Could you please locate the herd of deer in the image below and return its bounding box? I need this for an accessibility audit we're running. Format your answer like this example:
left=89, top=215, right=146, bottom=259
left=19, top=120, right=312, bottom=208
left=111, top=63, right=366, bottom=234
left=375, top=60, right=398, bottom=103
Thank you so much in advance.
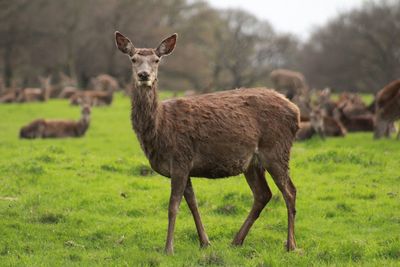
left=0, top=73, right=118, bottom=106
left=270, top=69, right=400, bottom=140
left=0, top=73, right=120, bottom=138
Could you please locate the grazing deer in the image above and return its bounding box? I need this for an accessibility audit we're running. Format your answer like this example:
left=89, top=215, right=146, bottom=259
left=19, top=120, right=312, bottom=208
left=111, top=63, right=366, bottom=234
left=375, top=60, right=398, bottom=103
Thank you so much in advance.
left=270, top=69, right=308, bottom=100
left=115, top=32, right=300, bottom=254
left=17, top=76, right=52, bottom=102
left=20, top=105, right=91, bottom=139
left=374, top=80, right=400, bottom=139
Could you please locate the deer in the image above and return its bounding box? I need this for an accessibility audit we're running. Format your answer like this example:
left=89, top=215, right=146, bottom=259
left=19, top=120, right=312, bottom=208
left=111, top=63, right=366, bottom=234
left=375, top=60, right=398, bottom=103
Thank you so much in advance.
left=270, top=69, right=308, bottom=100
left=69, top=90, right=113, bottom=106
left=115, top=32, right=300, bottom=255
left=17, top=76, right=52, bottom=103
left=89, top=74, right=119, bottom=92
left=20, top=105, right=91, bottom=139
left=296, top=107, right=346, bottom=141
left=374, top=80, right=400, bottom=139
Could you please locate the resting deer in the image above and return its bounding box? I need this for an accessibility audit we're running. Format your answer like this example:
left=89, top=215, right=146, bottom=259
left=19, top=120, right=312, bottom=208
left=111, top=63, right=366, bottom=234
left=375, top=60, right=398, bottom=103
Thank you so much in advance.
left=69, top=90, right=113, bottom=106
left=296, top=107, right=346, bottom=141
left=20, top=105, right=90, bottom=139
left=374, top=80, right=400, bottom=139
left=115, top=32, right=300, bottom=254
left=17, top=76, right=52, bottom=102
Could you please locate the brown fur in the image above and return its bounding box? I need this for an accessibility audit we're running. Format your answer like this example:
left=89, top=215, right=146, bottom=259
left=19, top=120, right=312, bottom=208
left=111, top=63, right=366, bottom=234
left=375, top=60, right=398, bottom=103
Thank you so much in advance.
left=59, top=86, right=79, bottom=99
left=333, top=92, right=375, bottom=132
left=374, top=80, right=400, bottom=139
left=20, top=105, right=90, bottom=139
left=270, top=69, right=308, bottom=100
left=317, top=88, right=337, bottom=117
left=116, top=32, right=300, bottom=254
left=296, top=107, right=346, bottom=141
left=70, top=90, right=113, bottom=106
left=17, top=76, right=52, bottom=103
left=0, top=89, right=19, bottom=103
left=90, top=74, right=119, bottom=92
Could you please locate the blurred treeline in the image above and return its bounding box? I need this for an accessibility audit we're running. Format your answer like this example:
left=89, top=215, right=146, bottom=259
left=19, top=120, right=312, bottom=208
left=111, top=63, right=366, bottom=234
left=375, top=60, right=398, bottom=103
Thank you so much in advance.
left=0, top=0, right=399, bottom=93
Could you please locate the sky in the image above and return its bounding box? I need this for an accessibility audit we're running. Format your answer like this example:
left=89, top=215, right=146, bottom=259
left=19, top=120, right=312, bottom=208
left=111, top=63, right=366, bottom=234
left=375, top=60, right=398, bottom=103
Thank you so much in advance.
left=207, top=0, right=365, bottom=39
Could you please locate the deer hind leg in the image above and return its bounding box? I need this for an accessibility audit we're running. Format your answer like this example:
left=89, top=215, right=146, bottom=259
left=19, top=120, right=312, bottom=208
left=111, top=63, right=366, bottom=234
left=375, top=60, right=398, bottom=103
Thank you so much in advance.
left=264, top=159, right=297, bottom=251
left=184, top=178, right=210, bottom=247
left=232, top=161, right=272, bottom=246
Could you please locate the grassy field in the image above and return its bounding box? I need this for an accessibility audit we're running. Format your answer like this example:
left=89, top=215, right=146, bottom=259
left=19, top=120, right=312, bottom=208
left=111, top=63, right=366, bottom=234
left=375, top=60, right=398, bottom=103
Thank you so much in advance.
left=0, top=93, right=399, bottom=267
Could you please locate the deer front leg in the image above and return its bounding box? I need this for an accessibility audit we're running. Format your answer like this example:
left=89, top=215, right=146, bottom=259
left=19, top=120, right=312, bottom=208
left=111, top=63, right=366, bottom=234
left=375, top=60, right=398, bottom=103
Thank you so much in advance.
left=165, top=174, right=188, bottom=255
left=184, top=178, right=210, bottom=247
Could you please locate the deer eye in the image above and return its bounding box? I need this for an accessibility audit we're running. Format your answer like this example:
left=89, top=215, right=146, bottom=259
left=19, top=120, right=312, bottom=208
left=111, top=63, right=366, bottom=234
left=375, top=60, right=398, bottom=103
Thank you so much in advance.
left=155, top=59, right=160, bottom=63
left=131, top=58, right=137, bottom=63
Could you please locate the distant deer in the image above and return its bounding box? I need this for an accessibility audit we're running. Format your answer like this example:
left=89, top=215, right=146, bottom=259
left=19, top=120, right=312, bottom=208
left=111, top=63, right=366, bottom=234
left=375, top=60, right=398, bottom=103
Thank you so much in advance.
left=20, top=105, right=91, bottom=139
left=296, top=107, right=346, bottom=141
left=0, top=88, right=19, bottom=103
left=115, top=32, right=300, bottom=254
left=270, top=69, right=308, bottom=100
left=334, top=93, right=375, bottom=132
left=90, top=74, right=119, bottom=92
left=374, top=80, right=400, bottom=139
left=317, top=88, right=337, bottom=117
left=69, top=90, right=113, bottom=106
left=17, top=76, right=52, bottom=102
left=58, top=72, right=79, bottom=99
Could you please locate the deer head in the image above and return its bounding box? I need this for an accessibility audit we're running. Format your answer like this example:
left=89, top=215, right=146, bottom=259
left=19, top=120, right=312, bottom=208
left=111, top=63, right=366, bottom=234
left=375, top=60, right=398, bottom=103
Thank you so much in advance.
left=115, top=31, right=177, bottom=88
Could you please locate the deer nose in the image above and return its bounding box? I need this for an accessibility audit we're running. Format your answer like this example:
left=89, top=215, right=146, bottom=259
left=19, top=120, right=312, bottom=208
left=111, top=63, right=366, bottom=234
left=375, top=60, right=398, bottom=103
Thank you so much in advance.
left=138, top=71, right=150, bottom=81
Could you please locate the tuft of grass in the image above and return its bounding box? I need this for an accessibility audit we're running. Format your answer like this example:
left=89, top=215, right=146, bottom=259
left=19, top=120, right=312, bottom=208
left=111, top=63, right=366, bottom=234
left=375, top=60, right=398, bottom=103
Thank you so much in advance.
left=38, top=212, right=64, bottom=224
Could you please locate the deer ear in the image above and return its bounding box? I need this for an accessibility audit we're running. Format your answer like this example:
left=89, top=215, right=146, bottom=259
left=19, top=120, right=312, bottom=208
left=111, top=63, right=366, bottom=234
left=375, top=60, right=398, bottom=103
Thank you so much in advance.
left=155, top=33, right=177, bottom=57
left=115, top=31, right=135, bottom=56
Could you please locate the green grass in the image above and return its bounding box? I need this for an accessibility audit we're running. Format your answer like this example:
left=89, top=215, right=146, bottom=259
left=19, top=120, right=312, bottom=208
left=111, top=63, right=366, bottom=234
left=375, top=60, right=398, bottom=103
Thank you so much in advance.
left=0, top=92, right=399, bottom=266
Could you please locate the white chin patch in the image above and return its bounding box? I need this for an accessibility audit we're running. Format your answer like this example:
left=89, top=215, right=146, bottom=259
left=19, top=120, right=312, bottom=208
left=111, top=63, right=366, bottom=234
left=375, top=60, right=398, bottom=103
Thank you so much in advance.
left=138, top=80, right=152, bottom=87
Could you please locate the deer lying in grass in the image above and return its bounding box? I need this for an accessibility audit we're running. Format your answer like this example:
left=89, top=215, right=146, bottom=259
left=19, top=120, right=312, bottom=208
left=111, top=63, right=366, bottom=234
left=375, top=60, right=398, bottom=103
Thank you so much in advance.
left=374, top=80, right=400, bottom=139
left=296, top=107, right=346, bottom=141
left=69, top=90, right=113, bottom=106
left=115, top=32, right=300, bottom=254
left=17, top=76, right=52, bottom=102
left=20, top=105, right=90, bottom=139
left=0, top=88, right=20, bottom=103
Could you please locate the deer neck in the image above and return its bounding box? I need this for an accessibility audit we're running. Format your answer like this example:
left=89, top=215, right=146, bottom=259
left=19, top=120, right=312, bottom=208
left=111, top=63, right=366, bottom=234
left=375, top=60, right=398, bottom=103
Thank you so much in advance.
left=77, top=114, right=90, bottom=136
left=131, top=80, right=160, bottom=159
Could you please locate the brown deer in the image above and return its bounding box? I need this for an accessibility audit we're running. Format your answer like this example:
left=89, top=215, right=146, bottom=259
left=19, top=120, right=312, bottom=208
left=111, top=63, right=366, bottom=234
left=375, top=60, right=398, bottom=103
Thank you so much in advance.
left=270, top=69, right=308, bottom=100
left=296, top=107, right=346, bottom=141
left=20, top=105, right=90, bottom=139
left=115, top=32, right=300, bottom=254
left=317, top=88, right=337, bottom=117
left=0, top=88, right=20, bottom=103
left=296, top=109, right=324, bottom=141
left=69, top=90, right=113, bottom=106
left=374, top=80, right=400, bottom=139
left=89, top=74, right=119, bottom=92
left=333, top=94, right=375, bottom=132
left=17, top=76, right=52, bottom=102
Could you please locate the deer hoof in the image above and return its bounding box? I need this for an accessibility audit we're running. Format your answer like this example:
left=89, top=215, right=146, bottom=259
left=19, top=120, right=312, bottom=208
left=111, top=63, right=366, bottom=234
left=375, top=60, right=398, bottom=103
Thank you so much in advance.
left=200, top=240, right=211, bottom=248
left=164, top=247, right=174, bottom=255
